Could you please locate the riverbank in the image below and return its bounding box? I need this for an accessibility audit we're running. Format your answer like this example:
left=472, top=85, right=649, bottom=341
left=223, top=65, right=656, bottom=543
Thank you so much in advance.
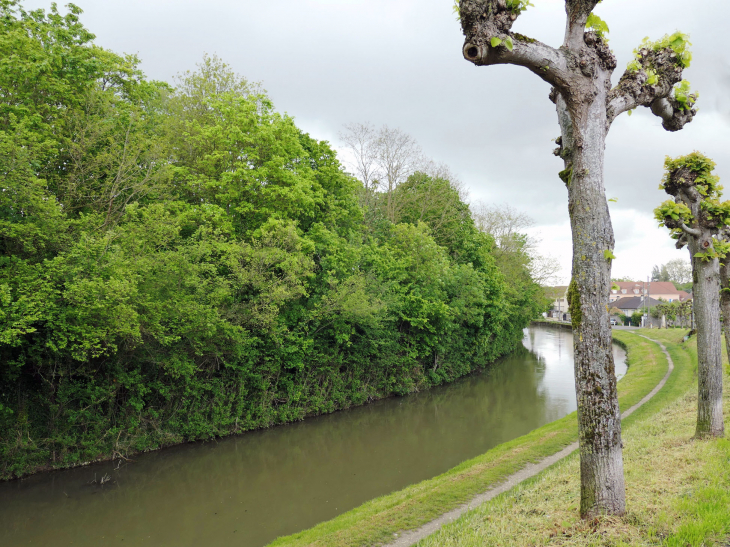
left=530, top=319, right=572, bottom=330
left=417, top=329, right=730, bottom=547
left=2, top=335, right=531, bottom=482
left=1, top=325, right=605, bottom=547
left=269, top=330, right=680, bottom=547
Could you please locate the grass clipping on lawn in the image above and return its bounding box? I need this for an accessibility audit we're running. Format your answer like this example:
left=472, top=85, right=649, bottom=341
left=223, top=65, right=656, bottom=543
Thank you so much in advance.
left=417, top=330, right=730, bottom=547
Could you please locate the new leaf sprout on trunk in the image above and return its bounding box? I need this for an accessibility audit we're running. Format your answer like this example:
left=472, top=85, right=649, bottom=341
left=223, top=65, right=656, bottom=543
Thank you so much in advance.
left=654, top=153, right=728, bottom=438
left=456, top=0, right=698, bottom=517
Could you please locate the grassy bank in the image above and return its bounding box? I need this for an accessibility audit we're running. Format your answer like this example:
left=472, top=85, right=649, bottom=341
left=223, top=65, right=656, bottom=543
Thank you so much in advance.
left=417, top=329, right=730, bottom=546
left=269, top=330, right=670, bottom=547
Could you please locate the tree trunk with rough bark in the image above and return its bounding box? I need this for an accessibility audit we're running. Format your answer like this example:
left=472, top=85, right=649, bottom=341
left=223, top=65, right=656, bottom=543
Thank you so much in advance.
left=656, top=156, right=725, bottom=438
left=720, top=261, right=730, bottom=365
left=690, top=248, right=724, bottom=437
left=559, top=89, right=625, bottom=515
left=458, top=0, right=697, bottom=517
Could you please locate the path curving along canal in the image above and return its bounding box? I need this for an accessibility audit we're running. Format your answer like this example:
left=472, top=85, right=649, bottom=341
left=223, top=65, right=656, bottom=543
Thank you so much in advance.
left=385, top=333, right=674, bottom=547
left=0, top=325, right=626, bottom=547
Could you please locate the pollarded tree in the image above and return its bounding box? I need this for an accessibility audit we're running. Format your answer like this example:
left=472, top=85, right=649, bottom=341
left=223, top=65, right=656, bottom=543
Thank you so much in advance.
left=455, top=0, right=698, bottom=517
left=720, top=233, right=730, bottom=364
left=654, top=153, right=728, bottom=438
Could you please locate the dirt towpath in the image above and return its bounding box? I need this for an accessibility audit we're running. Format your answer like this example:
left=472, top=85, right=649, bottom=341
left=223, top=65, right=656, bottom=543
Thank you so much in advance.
left=384, top=335, right=675, bottom=547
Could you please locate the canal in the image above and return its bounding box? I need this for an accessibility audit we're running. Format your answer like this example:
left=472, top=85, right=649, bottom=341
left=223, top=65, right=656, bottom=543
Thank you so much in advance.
left=0, top=325, right=627, bottom=547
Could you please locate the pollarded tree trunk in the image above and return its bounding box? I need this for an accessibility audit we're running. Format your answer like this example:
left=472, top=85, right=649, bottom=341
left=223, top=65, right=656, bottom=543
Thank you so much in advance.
left=656, top=157, right=725, bottom=438
left=458, top=0, right=697, bottom=517
left=690, top=247, right=724, bottom=436
left=720, top=260, right=730, bottom=363
left=559, top=89, right=625, bottom=514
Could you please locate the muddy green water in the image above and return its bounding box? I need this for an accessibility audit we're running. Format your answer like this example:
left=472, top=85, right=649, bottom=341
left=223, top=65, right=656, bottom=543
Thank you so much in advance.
left=0, top=326, right=626, bottom=547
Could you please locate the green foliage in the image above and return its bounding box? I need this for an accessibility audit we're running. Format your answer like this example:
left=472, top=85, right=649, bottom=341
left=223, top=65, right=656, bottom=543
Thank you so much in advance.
left=654, top=199, right=693, bottom=226
left=631, top=310, right=644, bottom=327
left=645, top=68, right=659, bottom=86
left=489, top=36, right=514, bottom=52
left=0, top=3, right=543, bottom=478
left=603, top=249, right=616, bottom=261
left=585, top=13, right=609, bottom=42
left=673, top=80, right=698, bottom=111
left=505, top=0, right=533, bottom=15
left=661, top=152, right=720, bottom=197
left=628, top=32, right=693, bottom=72
left=655, top=152, right=730, bottom=262
left=567, top=278, right=582, bottom=329
left=651, top=300, right=692, bottom=327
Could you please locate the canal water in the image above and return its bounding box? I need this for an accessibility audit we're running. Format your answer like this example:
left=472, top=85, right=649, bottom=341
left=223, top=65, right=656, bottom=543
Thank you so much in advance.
left=0, top=326, right=627, bottom=547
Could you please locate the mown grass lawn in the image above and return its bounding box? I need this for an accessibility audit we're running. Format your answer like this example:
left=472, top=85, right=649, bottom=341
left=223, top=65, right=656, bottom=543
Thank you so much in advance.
left=269, top=329, right=692, bottom=547
left=416, top=329, right=730, bottom=547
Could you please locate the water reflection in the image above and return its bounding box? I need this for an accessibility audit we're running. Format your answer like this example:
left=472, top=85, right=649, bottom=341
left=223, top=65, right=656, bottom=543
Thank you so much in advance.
left=0, top=326, right=626, bottom=547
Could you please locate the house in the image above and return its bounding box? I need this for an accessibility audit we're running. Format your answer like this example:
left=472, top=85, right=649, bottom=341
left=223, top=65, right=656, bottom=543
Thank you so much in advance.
left=609, top=281, right=685, bottom=304
left=544, top=285, right=569, bottom=319
left=612, top=296, right=663, bottom=316
left=677, top=290, right=692, bottom=302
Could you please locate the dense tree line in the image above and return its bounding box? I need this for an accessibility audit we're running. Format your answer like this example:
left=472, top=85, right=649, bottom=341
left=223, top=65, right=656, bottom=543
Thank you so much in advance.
left=0, top=2, right=545, bottom=477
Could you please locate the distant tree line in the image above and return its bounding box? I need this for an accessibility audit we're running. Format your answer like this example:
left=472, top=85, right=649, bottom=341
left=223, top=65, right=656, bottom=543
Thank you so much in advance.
left=0, top=2, right=546, bottom=477
left=651, top=258, right=693, bottom=291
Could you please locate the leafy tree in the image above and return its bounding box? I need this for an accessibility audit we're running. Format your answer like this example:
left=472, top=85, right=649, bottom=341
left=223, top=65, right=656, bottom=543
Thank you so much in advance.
left=456, top=0, right=697, bottom=516
left=654, top=152, right=727, bottom=437
left=0, top=3, right=544, bottom=478
left=390, top=171, right=472, bottom=255
left=651, top=264, right=667, bottom=282
left=664, top=258, right=693, bottom=285
left=630, top=310, right=644, bottom=327
left=652, top=259, right=692, bottom=285
left=473, top=203, right=561, bottom=286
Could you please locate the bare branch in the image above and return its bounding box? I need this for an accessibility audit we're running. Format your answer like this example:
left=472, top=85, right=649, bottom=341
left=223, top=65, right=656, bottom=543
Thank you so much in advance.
left=679, top=221, right=701, bottom=238
left=459, top=0, right=571, bottom=90
left=565, top=0, right=601, bottom=18
left=463, top=37, right=571, bottom=89
left=719, top=226, right=730, bottom=242
left=649, top=96, right=697, bottom=132
left=339, top=122, right=381, bottom=195
left=563, top=0, right=600, bottom=49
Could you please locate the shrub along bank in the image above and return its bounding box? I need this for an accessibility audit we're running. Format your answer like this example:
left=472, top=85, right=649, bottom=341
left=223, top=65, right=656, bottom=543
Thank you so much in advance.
left=0, top=3, right=545, bottom=479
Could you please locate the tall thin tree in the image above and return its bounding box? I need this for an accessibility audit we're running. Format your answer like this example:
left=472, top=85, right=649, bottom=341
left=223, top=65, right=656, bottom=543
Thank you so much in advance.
left=339, top=122, right=381, bottom=208
left=456, top=0, right=698, bottom=517
left=655, top=153, right=728, bottom=438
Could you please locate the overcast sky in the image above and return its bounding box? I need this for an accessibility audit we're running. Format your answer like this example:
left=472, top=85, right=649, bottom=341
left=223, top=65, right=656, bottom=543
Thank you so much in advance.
left=25, top=0, right=730, bottom=283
